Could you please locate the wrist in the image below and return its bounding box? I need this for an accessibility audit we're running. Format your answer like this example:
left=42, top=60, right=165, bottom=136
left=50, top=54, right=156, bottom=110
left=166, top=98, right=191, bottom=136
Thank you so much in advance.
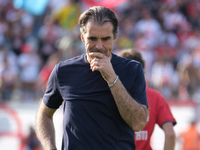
left=108, top=75, right=119, bottom=88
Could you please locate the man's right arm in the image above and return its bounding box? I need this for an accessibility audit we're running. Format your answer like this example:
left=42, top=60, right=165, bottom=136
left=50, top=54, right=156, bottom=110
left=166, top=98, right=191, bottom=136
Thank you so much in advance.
left=162, top=122, right=176, bottom=150
left=36, top=100, right=57, bottom=150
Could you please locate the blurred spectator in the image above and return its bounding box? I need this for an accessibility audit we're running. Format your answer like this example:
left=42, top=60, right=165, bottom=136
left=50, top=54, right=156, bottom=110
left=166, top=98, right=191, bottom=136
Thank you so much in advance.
left=159, top=28, right=179, bottom=48
left=177, top=53, right=200, bottom=101
left=116, top=15, right=136, bottom=51
left=48, top=0, right=67, bottom=13
left=134, top=8, right=162, bottom=48
left=0, top=45, right=18, bottom=101
left=52, top=0, right=81, bottom=30
left=17, top=10, right=35, bottom=41
left=162, top=4, right=190, bottom=33
left=178, top=120, right=200, bottom=150
left=17, top=43, right=41, bottom=101
left=150, top=55, right=177, bottom=99
left=20, top=126, right=42, bottom=150
left=36, top=51, right=61, bottom=97
left=0, top=17, right=7, bottom=46
left=185, top=0, right=200, bottom=29
left=38, top=15, right=64, bottom=63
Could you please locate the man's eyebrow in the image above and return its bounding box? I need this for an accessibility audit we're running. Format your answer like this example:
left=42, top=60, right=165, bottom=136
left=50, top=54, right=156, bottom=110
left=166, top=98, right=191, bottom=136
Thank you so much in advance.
left=102, top=36, right=111, bottom=39
left=87, top=36, right=112, bottom=40
left=88, top=36, right=97, bottom=39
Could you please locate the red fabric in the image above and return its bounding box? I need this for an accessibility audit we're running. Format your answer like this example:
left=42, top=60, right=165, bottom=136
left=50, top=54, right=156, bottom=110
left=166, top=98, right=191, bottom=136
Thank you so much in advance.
left=82, top=0, right=127, bottom=9
left=135, top=87, right=176, bottom=150
left=39, top=65, right=53, bottom=85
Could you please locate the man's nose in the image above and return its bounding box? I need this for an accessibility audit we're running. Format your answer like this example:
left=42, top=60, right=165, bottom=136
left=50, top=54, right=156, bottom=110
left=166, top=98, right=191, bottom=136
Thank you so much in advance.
left=96, top=40, right=103, bottom=49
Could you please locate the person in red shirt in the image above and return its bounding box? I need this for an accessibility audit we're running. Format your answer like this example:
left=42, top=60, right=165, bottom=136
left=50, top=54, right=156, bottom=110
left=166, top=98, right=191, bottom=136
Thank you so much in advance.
left=118, top=49, right=177, bottom=150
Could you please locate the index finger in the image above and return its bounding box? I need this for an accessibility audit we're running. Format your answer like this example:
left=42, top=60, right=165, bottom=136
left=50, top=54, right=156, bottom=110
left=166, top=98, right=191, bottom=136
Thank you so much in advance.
left=89, top=52, right=104, bottom=59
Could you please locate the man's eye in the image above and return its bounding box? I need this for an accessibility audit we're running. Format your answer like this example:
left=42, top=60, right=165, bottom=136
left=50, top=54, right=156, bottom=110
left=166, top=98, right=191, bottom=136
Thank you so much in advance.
left=89, top=37, right=97, bottom=41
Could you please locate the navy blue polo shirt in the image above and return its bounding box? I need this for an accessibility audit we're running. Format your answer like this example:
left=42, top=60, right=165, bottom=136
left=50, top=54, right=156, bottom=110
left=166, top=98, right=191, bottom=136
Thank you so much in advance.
left=43, top=53, right=148, bottom=150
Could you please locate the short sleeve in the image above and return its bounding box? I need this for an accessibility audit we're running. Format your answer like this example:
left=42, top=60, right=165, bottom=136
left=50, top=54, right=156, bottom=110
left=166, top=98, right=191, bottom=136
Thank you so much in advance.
left=156, top=93, right=176, bottom=127
left=43, top=64, right=63, bottom=109
left=131, top=63, right=148, bottom=107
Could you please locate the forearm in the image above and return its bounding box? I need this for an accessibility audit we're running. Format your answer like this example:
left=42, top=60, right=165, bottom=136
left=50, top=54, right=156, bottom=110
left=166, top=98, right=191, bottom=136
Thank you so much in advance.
left=36, top=104, right=57, bottom=150
left=109, top=78, right=148, bottom=131
left=163, top=122, right=176, bottom=150
left=164, top=135, right=175, bottom=150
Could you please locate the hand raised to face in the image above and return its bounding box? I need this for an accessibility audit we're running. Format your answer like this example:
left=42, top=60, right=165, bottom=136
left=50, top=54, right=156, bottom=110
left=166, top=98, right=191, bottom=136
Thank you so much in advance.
left=89, top=52, right=116, bottom=84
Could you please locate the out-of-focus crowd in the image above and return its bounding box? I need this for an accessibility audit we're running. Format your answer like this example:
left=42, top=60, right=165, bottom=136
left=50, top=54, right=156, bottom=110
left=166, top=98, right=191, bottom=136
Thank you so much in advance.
left=0, top=0, right=200, bottom=102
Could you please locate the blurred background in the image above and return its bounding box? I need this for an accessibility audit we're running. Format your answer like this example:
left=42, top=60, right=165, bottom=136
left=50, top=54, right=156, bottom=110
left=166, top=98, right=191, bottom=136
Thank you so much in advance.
left=0, top=0, right=200, bottom=149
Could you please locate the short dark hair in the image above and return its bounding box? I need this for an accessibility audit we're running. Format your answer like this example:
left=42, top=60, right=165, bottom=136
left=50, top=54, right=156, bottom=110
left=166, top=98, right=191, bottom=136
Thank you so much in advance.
left=78, top=6, right=118, bottom=38
left=118, top=49, right=145, bottom=69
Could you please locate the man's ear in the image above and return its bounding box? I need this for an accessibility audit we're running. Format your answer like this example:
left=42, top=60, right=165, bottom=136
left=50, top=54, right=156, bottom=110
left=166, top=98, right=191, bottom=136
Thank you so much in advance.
left=81, top=34, right=85, bottom=44
left=114, top=34, right=118, bottom=42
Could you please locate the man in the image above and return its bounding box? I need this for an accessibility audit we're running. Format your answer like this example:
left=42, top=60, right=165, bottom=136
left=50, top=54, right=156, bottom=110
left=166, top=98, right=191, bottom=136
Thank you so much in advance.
left=118, top=49, right=177, bottom=150
left=36, top=6, right=148, bottom=150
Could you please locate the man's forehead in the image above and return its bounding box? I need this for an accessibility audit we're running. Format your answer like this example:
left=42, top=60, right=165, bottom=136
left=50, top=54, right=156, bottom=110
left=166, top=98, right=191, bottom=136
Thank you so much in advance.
left=85, top=21, right=114, bottom=36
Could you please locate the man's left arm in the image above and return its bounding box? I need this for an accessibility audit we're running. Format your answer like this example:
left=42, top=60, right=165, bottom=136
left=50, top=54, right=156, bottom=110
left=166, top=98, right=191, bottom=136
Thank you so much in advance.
left=109, top=76, right=148, bottom=131
left=89, top=52, right=148, bottom=131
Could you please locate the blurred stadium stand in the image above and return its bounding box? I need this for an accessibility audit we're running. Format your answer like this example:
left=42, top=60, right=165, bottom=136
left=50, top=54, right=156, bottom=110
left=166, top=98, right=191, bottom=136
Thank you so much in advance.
left=0, top=0, right=200, bottom=149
